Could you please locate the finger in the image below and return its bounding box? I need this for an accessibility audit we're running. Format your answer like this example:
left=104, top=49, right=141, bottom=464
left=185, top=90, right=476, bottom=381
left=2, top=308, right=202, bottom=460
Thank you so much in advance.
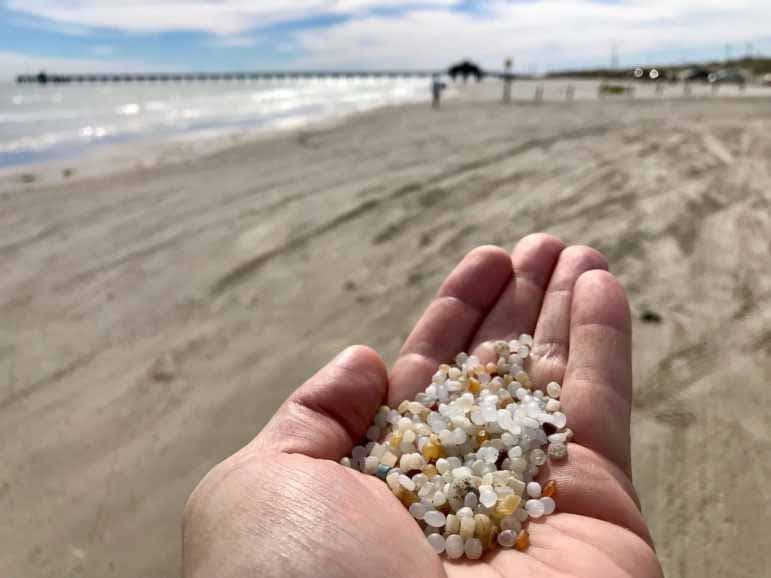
left=469, top=233, right=565, bottom=356
left=562, top=270, right=633, bottom=474
left=389, top=245, right=512, bottom=406
left=255, top=346, right=388, bottom=460
left=529, top=246, right=608, bottom=388
left=536, top=443, right=652, bottom=547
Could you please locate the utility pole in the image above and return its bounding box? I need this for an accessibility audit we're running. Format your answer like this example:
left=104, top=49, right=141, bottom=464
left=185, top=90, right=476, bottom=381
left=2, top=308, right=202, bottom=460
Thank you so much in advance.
left=611, top=43, right=619, bottom=70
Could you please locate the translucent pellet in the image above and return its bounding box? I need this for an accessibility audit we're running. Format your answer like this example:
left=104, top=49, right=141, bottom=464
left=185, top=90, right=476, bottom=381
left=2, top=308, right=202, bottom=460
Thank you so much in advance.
left=531, top=448, right=547, bottom=465
left=526, top=482, right=542, bottom=498
left=364, top=456, right=379, bottom=474
left=479, top=487, right=498, bottom=508
left=459, top=516, right=476, bottom=539
left=398, top=474, right=416, bottom=491
left=432, top=491, right=447, bottom=508
left=541, top=496, right=556, bottom=515
left=551, top=412, right=567, bottom=429
left=445, top=514, right=460, bottom=534
left=497, top=529, right=517, bottom=548
left=546, top=382, right=561, bottom=399
left=424, top=510, right=446, bottom=528
left=427, top=533, right=446, bottom=554
left=525, top=499, right=545, bottom=518
left=445, top=535, right=464, bottom=559
left=409, top=502, right=427, bottom=520
left=548, top=442, right=567, bottom=460
left=500, top=515, right=521, bottom=533
left=464, top=538, right=483, bottom=560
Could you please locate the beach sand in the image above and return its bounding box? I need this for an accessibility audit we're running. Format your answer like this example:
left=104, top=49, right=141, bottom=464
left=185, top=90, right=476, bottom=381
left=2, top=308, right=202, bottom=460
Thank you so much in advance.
left=1, top=83, right=770, bottom=578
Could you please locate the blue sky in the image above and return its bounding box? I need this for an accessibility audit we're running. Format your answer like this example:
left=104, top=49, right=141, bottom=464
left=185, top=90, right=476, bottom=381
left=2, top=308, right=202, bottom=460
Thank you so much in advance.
left=1, top=1, right=769, bottom=79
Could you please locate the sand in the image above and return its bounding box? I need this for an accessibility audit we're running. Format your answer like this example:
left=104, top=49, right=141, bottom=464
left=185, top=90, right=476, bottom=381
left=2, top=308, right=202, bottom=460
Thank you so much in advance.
left=1, top=82, right=770, bottom=578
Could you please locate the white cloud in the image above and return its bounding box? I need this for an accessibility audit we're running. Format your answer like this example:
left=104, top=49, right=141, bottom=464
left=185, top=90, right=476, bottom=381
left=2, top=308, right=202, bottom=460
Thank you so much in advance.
left=0, top=51, right=164, bottom=81
left=6, top=1, right=458, bottom=35
left=291, top=1, right=771, bottom=71
left=3, top=1, right=770, bottom=72
left=210, top=36, right=259, bottom=48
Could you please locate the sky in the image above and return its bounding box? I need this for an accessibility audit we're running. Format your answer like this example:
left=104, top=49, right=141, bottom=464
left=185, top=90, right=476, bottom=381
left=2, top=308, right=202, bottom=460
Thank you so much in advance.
left=1, top=1, right=770, bottom=80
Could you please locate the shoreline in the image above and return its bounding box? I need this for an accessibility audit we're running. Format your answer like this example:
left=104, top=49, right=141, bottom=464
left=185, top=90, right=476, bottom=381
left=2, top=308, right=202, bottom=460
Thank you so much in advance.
left=3, top=77, right=768, bottom=187
left=0, top=96, right=436, bottom=187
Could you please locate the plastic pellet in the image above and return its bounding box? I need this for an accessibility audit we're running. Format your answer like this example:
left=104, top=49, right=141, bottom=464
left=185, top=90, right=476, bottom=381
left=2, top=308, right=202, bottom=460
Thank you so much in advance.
left=546, top=382, right=561, bottom=399
left=409, top=502, right=427, bottom=520
left=497, top=529, right=517, bottom=548
left=459, top=516, right=476, bottom=539
left=445, top=513, right=460, bottom=534
left=541, top=497, right=556, bottom=515
left=548, top=443, right=567, bottom=460
left=525, top=499, right=545, bottom=518
left=445, top=534, right=464, bottom=559
left=515, top=530, right=530, bottom=551
left=464, top=538, right=483, bottom=560
left=427, top=533, right=446, bottom=554
left=424, top=510, right=447, bottom=528
left=526, top=481, right=542, bottom=498
left=542, top=480, right=557, bottom=498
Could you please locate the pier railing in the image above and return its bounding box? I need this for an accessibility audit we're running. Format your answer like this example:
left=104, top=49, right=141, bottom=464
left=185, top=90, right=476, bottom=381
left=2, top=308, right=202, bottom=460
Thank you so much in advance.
left=16, top=71, right=436, bottom=84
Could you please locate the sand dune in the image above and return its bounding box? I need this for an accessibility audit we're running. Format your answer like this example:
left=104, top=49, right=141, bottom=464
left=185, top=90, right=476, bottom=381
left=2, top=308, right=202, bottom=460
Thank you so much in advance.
left=1, top=85, right=770, bottom=578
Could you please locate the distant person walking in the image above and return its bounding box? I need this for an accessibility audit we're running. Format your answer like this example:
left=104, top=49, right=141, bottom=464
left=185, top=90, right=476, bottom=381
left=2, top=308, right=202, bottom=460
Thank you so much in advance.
left=503, top=58, right=513, bottom=103
left=431, top=75, right=447, bottom=109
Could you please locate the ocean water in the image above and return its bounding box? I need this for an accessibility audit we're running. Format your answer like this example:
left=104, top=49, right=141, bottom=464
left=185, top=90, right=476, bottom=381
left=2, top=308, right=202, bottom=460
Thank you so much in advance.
left=0, top=77, right=429, bottom=168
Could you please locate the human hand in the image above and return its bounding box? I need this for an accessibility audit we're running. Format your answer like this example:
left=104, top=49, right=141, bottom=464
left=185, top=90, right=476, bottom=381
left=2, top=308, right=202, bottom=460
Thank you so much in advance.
left=183, top=234, right=663, bottom=578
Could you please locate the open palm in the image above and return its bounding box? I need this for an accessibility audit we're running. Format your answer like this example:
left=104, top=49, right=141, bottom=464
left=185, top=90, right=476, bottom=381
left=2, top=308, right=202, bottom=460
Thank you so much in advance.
left=183, top=234, right=663, bottom=578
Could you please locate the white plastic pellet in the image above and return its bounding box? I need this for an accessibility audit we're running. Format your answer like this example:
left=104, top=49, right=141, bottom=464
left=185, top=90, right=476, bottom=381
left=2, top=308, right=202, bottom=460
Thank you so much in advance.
left=546, top=382, right=561, bottom=399
left=531, top=448, right=547, bottom=465
left=424, top=510, right=447, bottom=528
left=445, top=534, right=464, bottom=559
left=479, top=487, right=498, bottom=508
left=452, top=466, right=472, bottom=480
left=526, top=481, right=542, bottom=498
left=398, top=474, right=416, bottom=492
left=525, top=499, right=545, bottom=518
left=465, top=538, right=483, bottom=560
left=427, top=533, right=446, bottom=554
left=432, top=491, right=447, bottom=508
left=548, top=442, right=567, bottom=460
left=551, top=412, right=567, bottom=429
left=364, top=456, right=379, bottom=474
left=397, top=416, right=414, bottom=432
left=497, top=529, right=517, bottom=548
left=500, top=515, right=521, bottom=533
left=541, top=496, right=556, bottom=515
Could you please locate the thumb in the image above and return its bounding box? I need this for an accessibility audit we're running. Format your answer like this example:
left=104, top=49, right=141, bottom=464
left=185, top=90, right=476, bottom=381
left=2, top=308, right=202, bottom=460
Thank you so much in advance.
left=253, top=345, right=389, bottom=460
